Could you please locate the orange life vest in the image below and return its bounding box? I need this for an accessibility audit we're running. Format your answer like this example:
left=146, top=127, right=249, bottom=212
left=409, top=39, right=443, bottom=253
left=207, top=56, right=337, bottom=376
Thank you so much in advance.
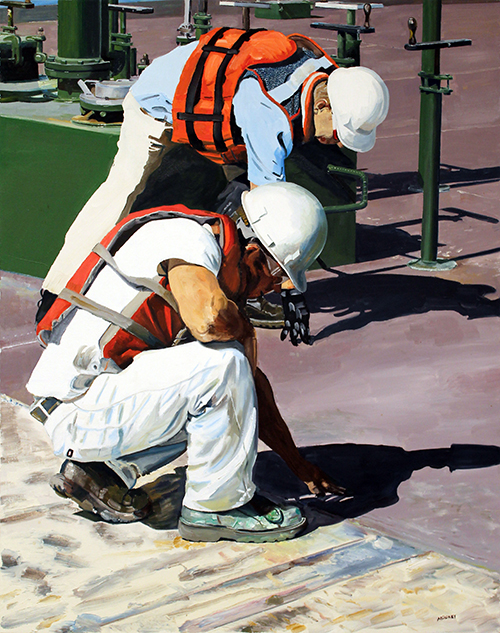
left=172, top=27, right=336, bottom=165
left=37, top=206, right=242, bottom=369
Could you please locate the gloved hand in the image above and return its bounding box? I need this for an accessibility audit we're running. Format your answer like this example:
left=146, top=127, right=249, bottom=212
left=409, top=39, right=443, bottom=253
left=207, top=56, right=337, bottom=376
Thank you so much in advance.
left=280, top=289, right=311, bottom=346
left=214, top=181, right=250, bottom=220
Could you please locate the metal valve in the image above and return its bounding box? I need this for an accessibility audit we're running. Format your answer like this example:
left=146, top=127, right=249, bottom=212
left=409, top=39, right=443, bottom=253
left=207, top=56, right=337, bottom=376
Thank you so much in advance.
left=363, top=3, right=371, bottom=30
left=26, top=26, right=47, bottom=63
left=0, top=0, right=34, bottom=29
left=408, top=17, right=417, bottom=47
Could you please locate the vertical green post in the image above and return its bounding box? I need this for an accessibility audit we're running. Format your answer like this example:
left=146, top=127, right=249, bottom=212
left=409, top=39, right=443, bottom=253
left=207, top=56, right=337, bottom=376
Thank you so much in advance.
left=418, top=0, right=442, bottom=264
left=194, top=0, right=212, bottom=38
left=101, top=0, right=110, bottom=63
left=57, top=0, right=101, bottom=61
left=44, top=0, right=111, bottom=100
left=344, top=8, right=360, bottom=66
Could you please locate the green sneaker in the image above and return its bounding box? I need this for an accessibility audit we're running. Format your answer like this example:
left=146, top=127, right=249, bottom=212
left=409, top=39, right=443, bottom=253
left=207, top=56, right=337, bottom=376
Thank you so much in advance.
left=245, top=296, right=285, bottom=329
left=178, top=494, right=306, bottom=543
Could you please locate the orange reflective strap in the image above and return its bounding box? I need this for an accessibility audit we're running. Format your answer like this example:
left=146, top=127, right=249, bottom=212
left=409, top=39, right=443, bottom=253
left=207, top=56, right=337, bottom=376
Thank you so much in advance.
left=172, top=28, right=298, bottom=163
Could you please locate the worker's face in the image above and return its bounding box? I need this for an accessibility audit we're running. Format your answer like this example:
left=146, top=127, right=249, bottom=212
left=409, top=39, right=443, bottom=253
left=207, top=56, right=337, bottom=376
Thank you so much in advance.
left=313, top=99, right=342, bottom=146
left=242, top=243, right=285, bottom=297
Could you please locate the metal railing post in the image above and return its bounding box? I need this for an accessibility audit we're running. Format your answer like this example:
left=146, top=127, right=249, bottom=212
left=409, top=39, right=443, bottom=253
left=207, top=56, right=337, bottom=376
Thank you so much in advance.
left=418, top=0, right=442, bottom=265
left=404, top=0, right=471, bottom=271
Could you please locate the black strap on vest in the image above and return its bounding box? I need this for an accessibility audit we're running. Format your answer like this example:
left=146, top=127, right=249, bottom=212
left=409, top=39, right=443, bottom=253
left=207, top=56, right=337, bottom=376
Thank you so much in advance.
left=177, top=28, right=264, bottom=154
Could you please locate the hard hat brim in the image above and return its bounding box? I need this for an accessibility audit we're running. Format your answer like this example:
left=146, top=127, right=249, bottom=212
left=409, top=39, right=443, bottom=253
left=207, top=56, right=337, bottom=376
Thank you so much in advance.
left=327, top=66, right=388, bottom=154
left=241, top=191, right=308, bottom=293
left=336, top=124, right=376, bottom=153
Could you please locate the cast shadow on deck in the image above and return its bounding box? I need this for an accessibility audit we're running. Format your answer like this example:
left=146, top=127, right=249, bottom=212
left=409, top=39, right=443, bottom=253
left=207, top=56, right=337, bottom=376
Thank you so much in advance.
left=134, top=443, right=500, bottom=533
left=308, top=273, right=500, bottom=341
left=254, top=443, right=500, bottom=535
left=367, top=165, right=500, bottom=201
left=355, top=203, right=499, bottom=264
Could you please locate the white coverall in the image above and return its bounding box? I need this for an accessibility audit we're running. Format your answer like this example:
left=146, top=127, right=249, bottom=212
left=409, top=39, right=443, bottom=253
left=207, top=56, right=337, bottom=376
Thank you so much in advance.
left=27, top=218, right=257, bottom=513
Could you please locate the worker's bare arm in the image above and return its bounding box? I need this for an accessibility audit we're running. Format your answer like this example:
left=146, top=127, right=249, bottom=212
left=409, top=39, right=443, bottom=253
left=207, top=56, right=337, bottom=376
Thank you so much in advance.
left=168, top=259, right=257, bottom=370
left=254, top=368, right=346, bottom=496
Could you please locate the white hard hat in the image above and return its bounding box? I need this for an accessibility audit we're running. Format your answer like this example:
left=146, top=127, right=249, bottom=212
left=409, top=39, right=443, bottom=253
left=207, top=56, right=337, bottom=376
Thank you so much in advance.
left=241, top=182, right=327, bottom=293
left=327, top=66, right=389, bottom=153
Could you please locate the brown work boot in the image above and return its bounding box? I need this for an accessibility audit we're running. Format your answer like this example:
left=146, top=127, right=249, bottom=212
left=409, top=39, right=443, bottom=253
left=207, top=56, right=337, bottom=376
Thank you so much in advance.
left=245, top=295, right=285, bottom=329
left=51, top=460, right=151, bottom=523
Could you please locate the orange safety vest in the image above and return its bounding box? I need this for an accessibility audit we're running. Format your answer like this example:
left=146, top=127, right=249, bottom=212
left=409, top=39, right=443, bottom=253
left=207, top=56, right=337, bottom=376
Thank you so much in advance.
left=172, top=27, right=336, bottom=165
left=37, top=206, right=242, bottom=369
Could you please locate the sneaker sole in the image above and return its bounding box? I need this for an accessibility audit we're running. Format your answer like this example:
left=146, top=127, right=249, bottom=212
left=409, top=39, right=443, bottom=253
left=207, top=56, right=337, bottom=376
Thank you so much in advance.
left=51, top=473, right=150, bottom=524
left=248, top=318, right=285, bottom=329
left=178, top=516, right=306, bottom=543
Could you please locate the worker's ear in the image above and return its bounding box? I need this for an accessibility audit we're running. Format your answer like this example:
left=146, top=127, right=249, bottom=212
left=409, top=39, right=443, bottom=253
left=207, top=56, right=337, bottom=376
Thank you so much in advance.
left=313, top=97, right=331, bottom=114
left=241, top=244, right=282, bottom=298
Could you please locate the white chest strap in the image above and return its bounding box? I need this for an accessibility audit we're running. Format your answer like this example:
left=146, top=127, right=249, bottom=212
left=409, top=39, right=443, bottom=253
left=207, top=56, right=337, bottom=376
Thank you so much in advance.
left=268, top=56, right=331, bottom=105
left=58, top=287, right=166, bottom=349
left=92, top=242, right=179, bottom=312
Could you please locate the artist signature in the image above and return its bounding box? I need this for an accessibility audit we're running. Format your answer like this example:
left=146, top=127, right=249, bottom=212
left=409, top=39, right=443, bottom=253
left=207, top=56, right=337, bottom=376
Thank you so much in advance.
left=437, top=615, right=456, bottom=622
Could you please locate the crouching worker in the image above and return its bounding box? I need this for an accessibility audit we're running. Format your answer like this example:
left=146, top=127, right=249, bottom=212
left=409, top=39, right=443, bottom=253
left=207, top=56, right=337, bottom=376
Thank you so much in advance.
left=27, top=182, right=345, bottom=543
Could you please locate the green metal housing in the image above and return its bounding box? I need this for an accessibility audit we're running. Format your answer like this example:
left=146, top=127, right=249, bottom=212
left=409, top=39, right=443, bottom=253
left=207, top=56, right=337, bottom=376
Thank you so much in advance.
left=254, top=1, right=312, bottom=20
left=0, top=102, right=119, bottom=277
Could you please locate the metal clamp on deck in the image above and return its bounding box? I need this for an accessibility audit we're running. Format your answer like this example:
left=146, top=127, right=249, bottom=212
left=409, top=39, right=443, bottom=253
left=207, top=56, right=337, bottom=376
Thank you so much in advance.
left=404, top=16, right=471, bottom=52
left=311, top=3, right=383, bottom=66
left=418, top=70, right=453, bottom=95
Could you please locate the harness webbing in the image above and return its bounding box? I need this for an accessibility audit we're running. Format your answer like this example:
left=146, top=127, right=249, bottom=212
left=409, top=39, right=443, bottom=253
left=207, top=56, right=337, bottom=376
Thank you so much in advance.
left=212, top=29, right=260, bottom=152
left=92, top=243, right=179, bottom=313
left=59, top=287, right=166, bottom=350
left=178, top=27, right=229, bottom=151
left=176, top=28, right=264, bottom=153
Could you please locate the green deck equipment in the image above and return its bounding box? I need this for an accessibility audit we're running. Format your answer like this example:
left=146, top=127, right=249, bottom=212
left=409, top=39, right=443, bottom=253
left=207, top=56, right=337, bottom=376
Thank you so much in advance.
left=0, top=0, right=51, bottom=101
left=405, top=0, right=471, bottom=271
left=311, top=2, right=383, bottom=67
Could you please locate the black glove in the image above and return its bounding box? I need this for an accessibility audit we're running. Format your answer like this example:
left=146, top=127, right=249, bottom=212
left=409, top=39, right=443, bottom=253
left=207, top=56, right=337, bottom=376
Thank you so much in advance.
left=214, top=181, right=249, bottom=220
left=35, top=289, right=57, bottom=324
left=280, top=289, right=311, bottom=346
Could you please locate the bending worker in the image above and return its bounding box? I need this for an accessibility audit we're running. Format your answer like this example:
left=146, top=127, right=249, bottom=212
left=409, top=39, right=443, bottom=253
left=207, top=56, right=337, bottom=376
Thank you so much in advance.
left=28, top=182, right=346, bottom=542
left=39, top=27, right=389, bottom=342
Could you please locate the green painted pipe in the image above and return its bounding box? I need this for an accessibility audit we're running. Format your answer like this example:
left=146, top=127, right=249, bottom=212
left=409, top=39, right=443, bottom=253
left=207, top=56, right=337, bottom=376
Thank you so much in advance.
left=45, top=0, right=111, bottom=100
left=418, top=0, right=442, bottom=263
left=57, top=0, right=102, bottom=60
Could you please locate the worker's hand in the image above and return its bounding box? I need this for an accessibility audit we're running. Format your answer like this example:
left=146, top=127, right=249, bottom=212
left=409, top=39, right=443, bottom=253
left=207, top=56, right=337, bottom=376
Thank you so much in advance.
left=280, top=289, right=311, bottom=346
left=294, top=459, right=347, bottom=497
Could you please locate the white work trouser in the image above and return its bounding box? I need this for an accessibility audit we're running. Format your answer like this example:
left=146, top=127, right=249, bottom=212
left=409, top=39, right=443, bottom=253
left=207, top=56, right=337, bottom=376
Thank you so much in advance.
left=43, top=93, right=171, bottom=295
left=44, top=341, right=258, bottom=513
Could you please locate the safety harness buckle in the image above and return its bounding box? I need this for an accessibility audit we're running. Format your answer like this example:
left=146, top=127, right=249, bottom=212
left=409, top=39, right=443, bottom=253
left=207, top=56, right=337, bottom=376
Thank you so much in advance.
left=29, top=396, right=62, bottom=424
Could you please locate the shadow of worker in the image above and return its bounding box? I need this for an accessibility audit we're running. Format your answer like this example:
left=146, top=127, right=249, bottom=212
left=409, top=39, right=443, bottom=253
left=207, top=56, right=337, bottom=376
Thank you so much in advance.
left=253, top=443, right=500, bottom=536
left=139, top=443, right=500, bottom=533
left=308, top=273, right=500, bottom=341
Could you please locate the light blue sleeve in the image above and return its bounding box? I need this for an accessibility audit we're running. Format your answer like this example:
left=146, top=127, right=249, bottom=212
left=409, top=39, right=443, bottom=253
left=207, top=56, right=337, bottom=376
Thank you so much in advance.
left=232, top=76, right=294, bottom=186
left=130, top=41, right=199, bottom=122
